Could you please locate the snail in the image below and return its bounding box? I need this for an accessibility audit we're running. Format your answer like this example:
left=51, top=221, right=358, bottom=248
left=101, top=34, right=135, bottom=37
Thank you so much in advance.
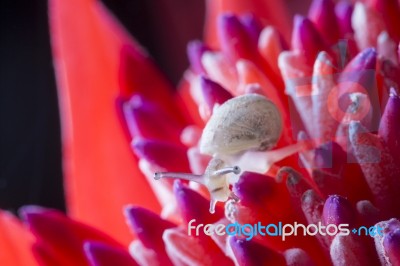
left=154, top=94, right=304, bottom=213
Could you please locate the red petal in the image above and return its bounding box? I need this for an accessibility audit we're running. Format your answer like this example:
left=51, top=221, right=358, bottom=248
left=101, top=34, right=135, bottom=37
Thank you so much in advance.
left=49, top=0, right=161, bottom=245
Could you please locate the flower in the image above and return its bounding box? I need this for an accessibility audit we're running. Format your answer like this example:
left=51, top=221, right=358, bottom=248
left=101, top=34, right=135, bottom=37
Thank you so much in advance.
left=2, top=0, right=400, bottom=265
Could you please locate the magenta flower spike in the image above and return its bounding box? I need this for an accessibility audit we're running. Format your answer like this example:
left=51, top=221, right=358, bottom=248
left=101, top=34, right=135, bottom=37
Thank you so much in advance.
left=233, top=171, right=278, bottom=207
left=335, top=1, right=354, bottom=37
left=374, top=219, right=400, bottom=265
left=349, top=121, right=400, bottom=218
left=229, top=236, right=287, bottom=266
left=239, top=14, right=263, bottom=46
left=132, top=139, right=191, bottom=173
left=322, top=195, right=356, bottom=227
left=341, top=47, right=377, bottom=74
left=123, top=95, right=184, bottom=143
left=218, top=14, right=255, bottom=63
left=382, top=225, right=400, bottom=265
left=308, top=0, right=339, bottom=46
left=20, top=206, right=123, bottom=265
left=291, top=15, right=327, bottom=64
left=378, top=89, right=400, bottom=162
left=187, top=41, right=211, bottom=75
left=173, top=180, right=224, bottom=223
left=124, top=206, right=175, bottom=265
left=84, top=242, right=139, bottom=266
left=199, top=76, right=233, bottom=116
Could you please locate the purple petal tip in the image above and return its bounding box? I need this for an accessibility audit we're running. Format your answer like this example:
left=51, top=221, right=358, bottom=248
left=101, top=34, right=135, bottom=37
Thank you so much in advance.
left=323, top=195, right=355, bottom=226
left=233, top=172, right=275, bottom=206
left=199, top=76, right=232, bottom=110
left=187, top=41, right=210, bottom=74
left=124, top=205, right=175, bottom=250
left=383, top=229, right=400, bottom=265
left=346, top=48, right=377, bottom=72
left=173, top=180, right=223, bottom=224
left=84, top=241, right=139, bottom=266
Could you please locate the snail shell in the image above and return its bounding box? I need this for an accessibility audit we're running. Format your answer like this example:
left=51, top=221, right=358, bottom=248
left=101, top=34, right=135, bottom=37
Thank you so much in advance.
left=200, top=94, right=282, bottom=156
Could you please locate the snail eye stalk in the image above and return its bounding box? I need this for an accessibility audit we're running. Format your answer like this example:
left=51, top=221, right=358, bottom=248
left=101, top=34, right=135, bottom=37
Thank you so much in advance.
left=154, top=165, right=240, bottom=183
left=153, top=172, right=204, bottom=183
left=212, top=166, right=241, bottom=176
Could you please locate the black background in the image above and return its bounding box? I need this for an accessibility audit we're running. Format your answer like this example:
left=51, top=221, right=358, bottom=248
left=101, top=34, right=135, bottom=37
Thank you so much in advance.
left=0, top=0, right=204, bottom=213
